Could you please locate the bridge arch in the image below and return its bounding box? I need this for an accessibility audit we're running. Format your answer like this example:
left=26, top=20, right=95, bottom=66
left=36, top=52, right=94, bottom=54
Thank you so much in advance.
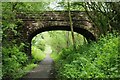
left=27, top=25, right=96, bottom=56
left=28, top=26, right=96, bottom=43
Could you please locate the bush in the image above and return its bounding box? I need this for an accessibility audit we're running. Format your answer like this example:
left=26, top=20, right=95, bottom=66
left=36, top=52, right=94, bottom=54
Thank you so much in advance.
left=55, top=32, right=119, bottom=78
left=31, top=46, right=46, bottom=63
left=2, top=44, right=28, bottom=79
left=50, top=52, right=60, bottom=61
left=2, top=44, right=40, bottom=80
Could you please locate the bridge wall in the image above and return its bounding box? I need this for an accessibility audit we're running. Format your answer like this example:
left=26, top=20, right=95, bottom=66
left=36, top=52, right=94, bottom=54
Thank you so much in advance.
left=17, top=11, right=100, bottom=56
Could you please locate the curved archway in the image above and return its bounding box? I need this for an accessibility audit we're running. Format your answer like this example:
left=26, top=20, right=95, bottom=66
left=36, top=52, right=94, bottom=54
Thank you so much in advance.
left=27, top=26, right=96, bottom=56
left=28, top=26, right=96, bottom=43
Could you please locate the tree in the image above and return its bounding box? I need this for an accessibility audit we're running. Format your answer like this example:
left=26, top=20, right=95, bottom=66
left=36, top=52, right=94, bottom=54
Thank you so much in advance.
left=82, top=2, right=120, bottom=35
left=66, top=31, right=70, bottom=48
left=67, top=1, right=76, bottom=49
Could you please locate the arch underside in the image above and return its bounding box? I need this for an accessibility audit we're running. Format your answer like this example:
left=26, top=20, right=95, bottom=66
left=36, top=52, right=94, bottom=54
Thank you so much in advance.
left=28, top=26, right=96, bottom=42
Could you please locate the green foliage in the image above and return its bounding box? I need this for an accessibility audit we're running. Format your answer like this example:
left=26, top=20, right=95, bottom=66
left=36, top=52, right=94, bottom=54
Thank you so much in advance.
left=33, top=31, right=85, bottom=59
left=58, top=1, right=85, bottom=11
left=31, top=46, right=46, bottom=63
left=2, top=43, right=39, bottom=79
left=14, top=2, right=49, bottom=12
left=0, top=63, right=2, bottom=80
left=54, top=32, right=119, bottom=78
left=58, top=2, right=120, bottom=33
left=2, top=2, right=49, bottom=39
left=2, top=2, right=51, bottom=79
left=50, top=52, right=60, bottom=61
left=48, top=31, right=68, bottom=53
left=48, top=31, right=85, bottom=53
left=2, top=44, right=28, bottom=79
left=23, top=63, right=37, bottom=74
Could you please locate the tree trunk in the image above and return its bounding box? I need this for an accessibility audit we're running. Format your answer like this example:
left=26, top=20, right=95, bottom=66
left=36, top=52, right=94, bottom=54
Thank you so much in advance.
left=66, top=31, right=70, bottom=48
left=67, top=1, right=76, bottom=49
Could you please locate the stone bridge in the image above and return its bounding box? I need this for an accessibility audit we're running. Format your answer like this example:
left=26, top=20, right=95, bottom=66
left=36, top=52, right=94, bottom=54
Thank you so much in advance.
left=17, top=11, right=99, bottom=56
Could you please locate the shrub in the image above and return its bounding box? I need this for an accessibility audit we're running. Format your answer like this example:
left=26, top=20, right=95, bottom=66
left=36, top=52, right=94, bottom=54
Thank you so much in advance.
left=31, top=46, right=46, bottom=63
left=2, top=44, right=28, bottom=79
left=55, top=32, right=119, bottom=78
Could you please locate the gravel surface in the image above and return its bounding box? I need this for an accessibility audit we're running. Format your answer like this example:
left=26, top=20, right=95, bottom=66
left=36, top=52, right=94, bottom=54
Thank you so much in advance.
left=22, top=53, right=55, bottom=79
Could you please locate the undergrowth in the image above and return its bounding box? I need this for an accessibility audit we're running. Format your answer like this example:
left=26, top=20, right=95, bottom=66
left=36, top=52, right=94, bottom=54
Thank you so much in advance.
left=31, top=46, right=46, bottom=63
left=2, top=44, right=38, bottom=80
left=52, top=32, right=119, bottom=79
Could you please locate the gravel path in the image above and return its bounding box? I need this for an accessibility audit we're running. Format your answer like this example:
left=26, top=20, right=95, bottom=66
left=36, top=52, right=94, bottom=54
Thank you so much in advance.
left=22, top=53, right=55, bottom=79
